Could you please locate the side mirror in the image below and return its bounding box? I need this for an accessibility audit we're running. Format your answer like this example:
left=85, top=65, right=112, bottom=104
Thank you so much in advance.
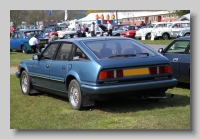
left=158, top=48, right=163, bottom=53
left=32, top=53, right=41, bottom=60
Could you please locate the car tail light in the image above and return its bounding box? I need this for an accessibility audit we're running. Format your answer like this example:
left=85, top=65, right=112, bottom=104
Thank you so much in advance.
left=126, top=32, right=129, bottom=35
left=149, top=65, right=172, bottom=74
left=98, top=70, right=123, bottom=80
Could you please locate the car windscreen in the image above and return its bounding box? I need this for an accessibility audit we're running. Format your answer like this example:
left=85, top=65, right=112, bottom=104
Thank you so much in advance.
left=84, top=39, right=157, bottom=59
left=24, top=30, right=44, bottom=38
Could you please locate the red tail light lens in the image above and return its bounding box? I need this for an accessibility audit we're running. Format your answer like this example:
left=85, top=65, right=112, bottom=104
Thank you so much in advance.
left=98, top=70, right=123, bottom=80
left=149, top=65, right=172, bottom=74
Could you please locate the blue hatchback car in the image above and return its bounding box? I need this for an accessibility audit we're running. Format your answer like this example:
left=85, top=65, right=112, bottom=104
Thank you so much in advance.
left=16, top=37, right=178, bottom=110
left=158, top=36, right=190, bottom=83
left=10, top=29, right=49, bottom=53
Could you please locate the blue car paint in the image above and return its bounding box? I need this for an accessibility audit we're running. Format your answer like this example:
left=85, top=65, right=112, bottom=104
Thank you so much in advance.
left=16, top=37, right=178, bottom=107
left=10, top=29, right=49, bottom=51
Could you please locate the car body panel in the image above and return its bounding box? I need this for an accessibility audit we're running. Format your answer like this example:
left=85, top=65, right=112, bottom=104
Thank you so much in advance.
left=10, top=29, right=49, bottom=51
left=16, top=37, right=178, bottom=105
left=159, top=36, right=190, bottom=83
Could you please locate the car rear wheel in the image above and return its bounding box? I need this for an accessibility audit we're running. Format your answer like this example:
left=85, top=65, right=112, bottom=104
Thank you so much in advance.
left=68, top=79, right=83, bottom=110
left=21, top=45, right=25, bottom=53
left=184, top=33, right=190, bottom=36
left=20, top=71, right=31, bottom=95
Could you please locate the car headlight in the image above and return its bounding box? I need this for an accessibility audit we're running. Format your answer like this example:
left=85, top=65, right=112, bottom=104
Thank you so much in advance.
left=179, top=32, right=183, bottom=36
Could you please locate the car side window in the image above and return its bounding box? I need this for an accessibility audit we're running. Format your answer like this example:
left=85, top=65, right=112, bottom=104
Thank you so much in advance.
left=13, top=32, right=18, bottom=38
left=72, top=45, right=89, bottom=61
left=165, top=41, right=190, bottom=53
left=55, top=43, right=73, bottom=61
left=42, top=43, right=59, bottom=60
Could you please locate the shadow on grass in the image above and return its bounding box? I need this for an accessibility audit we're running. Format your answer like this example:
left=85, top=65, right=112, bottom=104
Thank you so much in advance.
left=176, top=82, right=190, bottom=90
left=30, top=90, right=190, bottom=113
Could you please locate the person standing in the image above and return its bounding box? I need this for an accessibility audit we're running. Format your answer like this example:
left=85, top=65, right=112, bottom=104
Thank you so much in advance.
left=10, top=25, right=15, bottom=38
left=90, top=22, right=95, bottom=37
left=75, top=24, right=82, bottom=37
left=48, top=33, right=59, bottom=43
left=29, top=35, right=39, bottom=53
left=107, top=21, right=112, bottom=36
left=81, top=24, right=86, bottom=37
left=140, top=21, right=146, bottom=26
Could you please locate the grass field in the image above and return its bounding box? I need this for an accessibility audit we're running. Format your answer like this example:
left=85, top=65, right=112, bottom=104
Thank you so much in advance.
left=10, top=48, right=190, bottom=130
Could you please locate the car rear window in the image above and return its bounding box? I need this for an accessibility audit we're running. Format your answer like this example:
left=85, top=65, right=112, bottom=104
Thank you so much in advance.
left=84, top=39, right=157, bottom=59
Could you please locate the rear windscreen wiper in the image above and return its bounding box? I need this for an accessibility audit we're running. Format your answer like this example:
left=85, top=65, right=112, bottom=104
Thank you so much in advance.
left=109, top=54, right=136, bottom=58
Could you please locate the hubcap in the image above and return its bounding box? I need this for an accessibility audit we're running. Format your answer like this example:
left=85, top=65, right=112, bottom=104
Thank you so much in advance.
left=21, top=75, right=28, bottom=93
left=70, top=86, right=79, bottom=107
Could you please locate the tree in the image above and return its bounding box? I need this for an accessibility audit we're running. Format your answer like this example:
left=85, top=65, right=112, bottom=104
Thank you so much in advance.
left=10, top=10, right=28, bottom=27
left=174, top=10, right=190, bottom=17
left=86, top=10, right=107, bottom=15
left=28, top=10, right=43, bottom=26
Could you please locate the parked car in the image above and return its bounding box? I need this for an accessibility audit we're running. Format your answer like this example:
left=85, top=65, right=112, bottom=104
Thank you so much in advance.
left=120, top=25, right=141, bottom=39
left=10, top=29, right=49, bottom=53
left=135, top=22, right=169, bottom=40
left=57, top=28, right=76, bottom=38
left=86, top=24, right=108, bottom=37
left=104, top=25, right=140, bottom=36
left=158, top=36, right=190, bottom=83
left=44, top=26, right=63, bottom=38
left=102, top=24, right=130, bottom=36
left=16, top=37, right=178, bottom=110
left=152, top=21, right=190, bottom=40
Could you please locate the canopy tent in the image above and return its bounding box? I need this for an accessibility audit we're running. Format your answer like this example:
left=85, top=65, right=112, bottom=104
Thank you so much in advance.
left=177, top=13, right=190, bottom=21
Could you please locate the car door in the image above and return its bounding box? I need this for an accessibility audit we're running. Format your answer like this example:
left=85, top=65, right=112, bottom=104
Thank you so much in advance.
left=31, top=43, right=60, bottom=89
left=162, top=40, right=190, bottom=80
left=179, top=44, right=190, bottom=83
left=48, top=42, right=73, bottom=92
left=10, top=32, right=21, bottom=50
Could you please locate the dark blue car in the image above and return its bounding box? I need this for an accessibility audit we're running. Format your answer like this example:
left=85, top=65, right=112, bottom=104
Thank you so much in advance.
left=16, top=37, right=178, bottom=110
left=10, top=29, right=49, bottom=53
left=158, top=36, right=190, bottom=83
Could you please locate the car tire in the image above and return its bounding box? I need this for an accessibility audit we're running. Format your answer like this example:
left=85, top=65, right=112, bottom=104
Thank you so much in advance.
left=162, top=33, right=169, bottom=40
left=22, top=45, right=25, bottom=53
left=145, top=33, right=151, bottom=40
left=68, top=79, right=83, bottom=110
left=20, top=70, right=31, bottom=95
left=184, top=33, right=190, bottom=36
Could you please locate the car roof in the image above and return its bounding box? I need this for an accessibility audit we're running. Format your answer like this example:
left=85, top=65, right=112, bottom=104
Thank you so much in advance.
left=54, top=36, right=132, bottom=43
left=17, top=29, right=43, bottom=32
left=174, top=36, right=190, bottom=40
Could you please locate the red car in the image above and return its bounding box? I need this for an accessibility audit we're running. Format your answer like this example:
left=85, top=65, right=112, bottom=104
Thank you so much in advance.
left=120, top=25, right=141, bottom=39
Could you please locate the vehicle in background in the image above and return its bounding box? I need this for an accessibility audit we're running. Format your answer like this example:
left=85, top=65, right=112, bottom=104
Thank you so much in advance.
left=152, top=21, right=190, bottom=40
left=10, top=29, right=49, bottom=53
left=135, top=22, right=169, bottom=40
left=158, top=36, right=190, bottom=83
left=120, top=25, right=141, bottom=39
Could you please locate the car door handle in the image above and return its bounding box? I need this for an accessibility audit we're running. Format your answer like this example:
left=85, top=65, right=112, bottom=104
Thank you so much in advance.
left=173, top=58, right=179, bottom=62
left=46, top=64, right=49, bottom=68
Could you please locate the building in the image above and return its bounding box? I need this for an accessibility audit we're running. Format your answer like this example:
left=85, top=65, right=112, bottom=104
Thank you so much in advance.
left=122, top=11, right=179, bottom=25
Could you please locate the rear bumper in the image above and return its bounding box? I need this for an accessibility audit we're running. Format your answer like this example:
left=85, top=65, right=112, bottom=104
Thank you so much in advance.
left=81, top=78, right=178, bottom=95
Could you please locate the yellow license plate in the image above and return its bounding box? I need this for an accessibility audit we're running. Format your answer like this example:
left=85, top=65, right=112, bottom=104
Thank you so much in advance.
left=39, top=40, right=46, bottom=44
left=123, top=68, right=149, bottom=76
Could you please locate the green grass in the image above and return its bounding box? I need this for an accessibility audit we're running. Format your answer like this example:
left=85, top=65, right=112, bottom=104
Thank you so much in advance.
left=138, top=39, right=173, bottom=45
left=10, top=75, right=190, bottom=129
left=10, top=51, right=33, bottom=67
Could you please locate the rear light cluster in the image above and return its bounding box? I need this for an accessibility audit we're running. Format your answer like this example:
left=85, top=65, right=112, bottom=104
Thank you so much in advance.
left=99, top=70, right=123, bottom=80
left=126, top=32, right=129, bottom=35
left=149, top=65, right=172, bottom=74
left=98, top=65, right=172, bottom=80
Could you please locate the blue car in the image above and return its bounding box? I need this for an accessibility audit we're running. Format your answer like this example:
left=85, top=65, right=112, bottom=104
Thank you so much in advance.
left=10, top=29, right=49, bottom=53
left=158, top=36, right=190, bottom=83
left=16, top=37, right=178, bottom=110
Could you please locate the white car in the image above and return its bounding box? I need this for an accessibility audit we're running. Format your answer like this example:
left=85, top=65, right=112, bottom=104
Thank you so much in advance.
left=152, top=21, right=190, bottom=40
left=135, top=22, right=169, bottom=40
left=57, top=28, right=76, bottom=38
